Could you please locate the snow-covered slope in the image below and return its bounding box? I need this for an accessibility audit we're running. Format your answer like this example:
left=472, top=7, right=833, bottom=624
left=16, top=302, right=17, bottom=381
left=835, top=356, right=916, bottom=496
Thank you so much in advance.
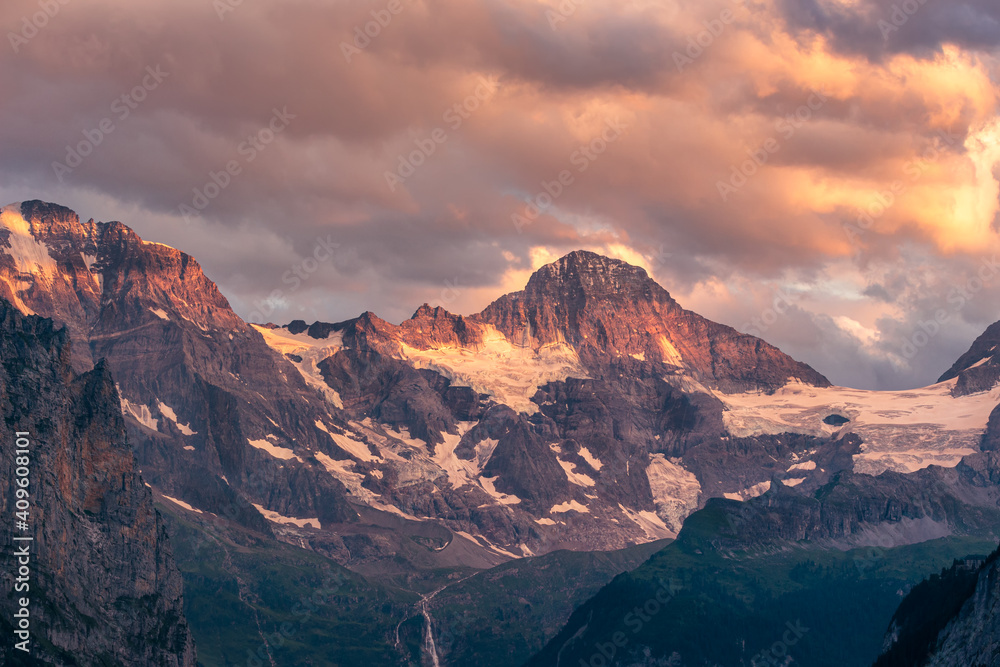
left=717, top=379, right=1000, bottom=475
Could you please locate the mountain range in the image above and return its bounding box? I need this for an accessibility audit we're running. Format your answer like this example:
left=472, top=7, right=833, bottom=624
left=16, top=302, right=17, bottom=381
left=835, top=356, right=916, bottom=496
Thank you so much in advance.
left=4, top=199, right=1000, bottom=665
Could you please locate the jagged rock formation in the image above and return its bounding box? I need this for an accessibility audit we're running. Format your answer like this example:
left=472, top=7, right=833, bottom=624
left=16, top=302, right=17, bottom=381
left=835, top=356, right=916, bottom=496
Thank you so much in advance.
left=0, top=300, right=195, bottom=665
left=939, top=319, right=1000, bottom=397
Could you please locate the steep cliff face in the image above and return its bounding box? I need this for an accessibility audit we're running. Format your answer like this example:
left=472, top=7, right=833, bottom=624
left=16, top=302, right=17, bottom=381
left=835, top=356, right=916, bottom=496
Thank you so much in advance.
left=939, top=319, right=1000, bottom=397
left=478, top=250, right=831, bottom=392
left=914, top=548, right=1000, bottom=666
left=0, top=300, right=195, bottom=665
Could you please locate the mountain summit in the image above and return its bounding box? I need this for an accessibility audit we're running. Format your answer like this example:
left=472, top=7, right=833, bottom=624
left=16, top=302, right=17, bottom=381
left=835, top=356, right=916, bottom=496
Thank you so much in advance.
left=479, top=250, right=830, bottom=393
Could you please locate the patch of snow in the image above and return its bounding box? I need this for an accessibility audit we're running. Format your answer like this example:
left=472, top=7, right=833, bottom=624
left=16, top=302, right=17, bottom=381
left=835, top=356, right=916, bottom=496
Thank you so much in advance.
left=968, top=357, right=991, bottom=370
left=157, top=401, right=197, bottom=435
left=785, top=477, right=806, bottom=487
left=550, top=500, right=589, bottom=514
left=162, top=495, right=203, bottom=514
left=787, top=460, right=816, bottom=472
left=247, top=437, right=301, bottom=461
left=120, top=397, right=158, bottom=431
left=149, top=307, right=169, bottom=320
left=431, top=422, right=479, bottom=488
left=619, top=504, right=675, bottom=540
left=313, top=450, right=421, bottom=518
left=717, top=379, right=1000, bottom=474
left=557, top=457, right=596, bottom=487
left=329, top=431, right=381, bottom=462
left=723, top=480, right=771, bottom=501
left=645, top=454, right=701, bottom=533
left=0, top=204, right=58, bottom=277
left=535, top=517, right=558, bottom=526
left=453, top=530, right=520, bottom=559
left=253, top=324, right=345, bottom=408
left=578, top=446, right=603, bottom=470
left=141, top=240, right=176, bottom=250
left=630, top=352, right=646, bottom=361
left=658, top=335, right=684, bottom=366
left=479, top=476, right=522, bottom=505
left=183, top=445, right=195, bottom=451
left=398, top=324, right=588, bottom=414
left=251, top=503, right=319, bottom=528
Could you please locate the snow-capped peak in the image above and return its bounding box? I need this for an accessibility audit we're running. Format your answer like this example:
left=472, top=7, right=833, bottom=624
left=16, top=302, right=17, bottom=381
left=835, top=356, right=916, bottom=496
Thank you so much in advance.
left=0, top=202, right=57, bottom=277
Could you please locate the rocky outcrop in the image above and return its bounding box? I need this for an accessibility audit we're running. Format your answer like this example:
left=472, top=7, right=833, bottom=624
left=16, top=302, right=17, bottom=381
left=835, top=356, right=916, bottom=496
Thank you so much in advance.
left=939, top=320, right=1000, bottom=396
left=0, top=300, right=196, bottom=665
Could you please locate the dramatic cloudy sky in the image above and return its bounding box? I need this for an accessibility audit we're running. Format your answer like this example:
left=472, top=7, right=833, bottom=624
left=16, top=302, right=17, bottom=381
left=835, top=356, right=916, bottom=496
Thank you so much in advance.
left=2, top=0, right=999, bottom=389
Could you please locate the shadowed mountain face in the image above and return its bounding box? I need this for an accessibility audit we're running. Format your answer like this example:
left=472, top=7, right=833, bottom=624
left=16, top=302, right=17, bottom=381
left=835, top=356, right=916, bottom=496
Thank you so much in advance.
left=0, top=300, right=195, bottom=666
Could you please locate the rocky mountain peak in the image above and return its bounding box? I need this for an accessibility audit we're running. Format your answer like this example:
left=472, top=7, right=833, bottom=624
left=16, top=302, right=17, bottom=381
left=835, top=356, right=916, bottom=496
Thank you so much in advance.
left=476, top=250, right=828, bottom=392
left=523, top=250, right=666, bottom=303
left=938, top=320, right=1000, bottom=396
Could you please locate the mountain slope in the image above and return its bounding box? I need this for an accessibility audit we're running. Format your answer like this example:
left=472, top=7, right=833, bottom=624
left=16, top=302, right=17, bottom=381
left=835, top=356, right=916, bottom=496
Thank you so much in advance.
left=527, top=476, right=1000, bottom=667
left=874, top=541, right=1000, bottom=667
left=0, top=299, right=196, bottom=665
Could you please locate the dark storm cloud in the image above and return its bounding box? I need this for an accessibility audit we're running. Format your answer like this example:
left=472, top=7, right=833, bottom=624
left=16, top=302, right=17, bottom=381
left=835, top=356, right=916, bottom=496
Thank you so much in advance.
left=776, top=0, right=1000, bottom=61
